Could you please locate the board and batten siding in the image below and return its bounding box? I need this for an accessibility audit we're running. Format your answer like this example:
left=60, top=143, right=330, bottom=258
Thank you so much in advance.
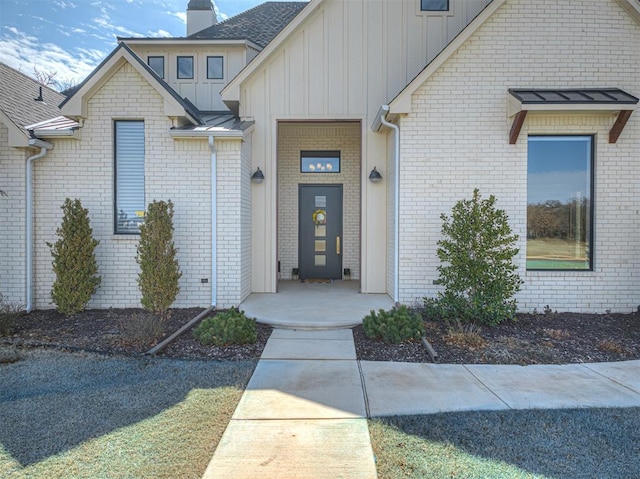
left=127, top=44, right=257, bottom=111
left=238, top=0, right=492, bottom=294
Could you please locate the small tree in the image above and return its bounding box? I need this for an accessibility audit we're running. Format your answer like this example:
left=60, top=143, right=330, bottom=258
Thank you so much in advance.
left=136, top=200, right=182, bottom=320
left=425, top=189, right=523, bottom=325
left=48, top=198, right=101, bottom=315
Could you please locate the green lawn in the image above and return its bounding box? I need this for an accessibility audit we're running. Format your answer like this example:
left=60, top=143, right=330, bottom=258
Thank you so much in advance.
left=0, top=347, right=256, bottom=479
left=369, top=408, right=640, bottom=479
left=527, top=238, right=589, bottom=270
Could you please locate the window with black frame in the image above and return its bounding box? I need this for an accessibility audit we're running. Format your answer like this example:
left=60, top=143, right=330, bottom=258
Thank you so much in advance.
left=527, top=135, right=593, bottom=270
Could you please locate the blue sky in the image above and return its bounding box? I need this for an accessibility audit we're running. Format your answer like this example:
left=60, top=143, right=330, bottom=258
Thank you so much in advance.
left=0, top=0, right=276, bottom=89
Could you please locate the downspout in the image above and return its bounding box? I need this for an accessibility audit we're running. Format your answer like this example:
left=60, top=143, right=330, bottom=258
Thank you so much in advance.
left=208, top=135, right=217, bottom=307
left=379, top=110, right=400, bottom=305
left=25, top=138, right=53, bottom=312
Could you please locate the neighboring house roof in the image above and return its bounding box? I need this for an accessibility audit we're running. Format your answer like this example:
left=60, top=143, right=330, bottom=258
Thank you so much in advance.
left=188, top=2, right=308, bottom=48
left=60, top=43, right=204, bottom=125
left=0, top=62, right=65, bottom=146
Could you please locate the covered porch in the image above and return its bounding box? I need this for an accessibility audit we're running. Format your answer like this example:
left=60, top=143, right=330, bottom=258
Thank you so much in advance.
left=240, top=281, right=393, bottom=329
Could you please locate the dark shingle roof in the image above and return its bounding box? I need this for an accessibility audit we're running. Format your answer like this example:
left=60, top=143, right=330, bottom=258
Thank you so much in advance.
left=0, top=62, right=65, bottom=133
left=188, top=2, right=308, bottom=48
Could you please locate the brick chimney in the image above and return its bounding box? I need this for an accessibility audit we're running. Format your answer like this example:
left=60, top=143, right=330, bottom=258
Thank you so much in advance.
left=187, top=0, right=217, bottom=36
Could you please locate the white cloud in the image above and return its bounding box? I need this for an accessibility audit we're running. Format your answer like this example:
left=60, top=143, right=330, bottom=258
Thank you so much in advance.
left=0, top=27, right=106, bottom=87
left=168, top=11, right=187, bottom=24
left=53, top=1, right=78, bottom=9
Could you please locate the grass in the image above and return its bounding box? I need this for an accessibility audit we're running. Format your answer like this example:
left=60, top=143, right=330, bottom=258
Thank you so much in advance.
left=369, top=408, right=640, bottom=479
left=0, top=347, right=256, bottom=479
left=526, top=238, right=589, bottom=270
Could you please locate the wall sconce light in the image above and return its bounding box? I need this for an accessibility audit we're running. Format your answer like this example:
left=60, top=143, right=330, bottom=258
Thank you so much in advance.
left=251, top=167, right=265, bottom=183
left=369, top=167, right=382, bottom=183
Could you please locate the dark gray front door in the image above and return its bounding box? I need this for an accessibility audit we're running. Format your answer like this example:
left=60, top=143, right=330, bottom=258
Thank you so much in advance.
left=298, top=185, right=343, bottom=280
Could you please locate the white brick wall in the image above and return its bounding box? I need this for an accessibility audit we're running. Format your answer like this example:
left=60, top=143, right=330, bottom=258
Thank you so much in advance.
left=277, top=122, right=361, bottom=281
left=399, top=0, right=640, bottom=312
left=31, top=63, right=213, bottom=309
left=216, top=138, right=248, bottom=307
left=0, top=125, right=27, bottom=303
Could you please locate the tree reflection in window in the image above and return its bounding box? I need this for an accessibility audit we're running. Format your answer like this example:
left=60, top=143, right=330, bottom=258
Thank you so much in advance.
left=527, top=136, right=593, bottom=270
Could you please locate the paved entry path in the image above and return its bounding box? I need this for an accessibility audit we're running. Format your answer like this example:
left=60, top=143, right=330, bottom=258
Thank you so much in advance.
left=203, top=329, right=640, bottom=478
left=202, top=329, right=376, bottom=479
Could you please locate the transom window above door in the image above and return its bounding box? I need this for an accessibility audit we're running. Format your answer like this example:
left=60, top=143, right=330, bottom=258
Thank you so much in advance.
left=421, top=0, right=449, bottom=11
left=300, top=151, right=341, bottom=173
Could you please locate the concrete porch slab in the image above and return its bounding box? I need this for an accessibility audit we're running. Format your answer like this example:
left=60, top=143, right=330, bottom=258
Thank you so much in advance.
left=240, top=280, right=393, bottom=329
left=233, top=359, right=366, bottom=419
left=270, top=329, right=354, bottom=340
left=202, top=419, right=377, bottom=479
left=466, top=363, right=640, bottom=410
left=360, top=361, right=508, bottom=417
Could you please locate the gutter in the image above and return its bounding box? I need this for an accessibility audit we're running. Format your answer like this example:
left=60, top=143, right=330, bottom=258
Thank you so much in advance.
left=209, top=136, right=217, bottom=307
left=25, top=138, right=53, bottom=312
left=375, top=106, right=401, bottom=304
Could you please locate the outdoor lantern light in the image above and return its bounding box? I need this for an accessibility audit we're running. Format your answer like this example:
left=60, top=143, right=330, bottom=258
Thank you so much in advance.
left=251, top=167, right=265, bottom=183
left=369, top=167, right=382, bottom=183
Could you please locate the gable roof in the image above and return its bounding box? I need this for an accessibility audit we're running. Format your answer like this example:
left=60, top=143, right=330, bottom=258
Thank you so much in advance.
left=0, top=62, right=66, bottom=146
left=188, top=2, right=308, bottom=48
left=60, top=43, right=203, bottom=125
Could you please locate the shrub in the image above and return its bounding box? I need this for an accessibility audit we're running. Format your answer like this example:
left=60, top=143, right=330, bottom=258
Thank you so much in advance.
left=118, top=313, right=165, bottom=346
left=363, top=305, right=426, bottom=344
left=47, top=198, right=101, bottom=315
left=193, top=309, right=257, bottom=347
left=136, top=200, right=182, bottom=320
left=425, top=189, right=523, bottom=326
left=0, top=292, right=23, bottom=336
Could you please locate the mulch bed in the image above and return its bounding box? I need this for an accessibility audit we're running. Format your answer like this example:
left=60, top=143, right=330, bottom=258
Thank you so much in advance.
left=2, top=308, right=640, bottom=365
left=354, top=311, right=640, bottom=365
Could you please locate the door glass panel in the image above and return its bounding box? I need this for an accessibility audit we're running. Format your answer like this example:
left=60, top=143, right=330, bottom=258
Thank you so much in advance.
left=315, top=240, right=326, bottom=252
left=315, top=225, right=326, bottom=237
left=315, top=196, right=327, bottom=207
left=315, top=255, right=326, bottom=266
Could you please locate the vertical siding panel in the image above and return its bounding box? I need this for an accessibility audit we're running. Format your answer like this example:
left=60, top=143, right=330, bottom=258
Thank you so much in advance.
left=269, top=51, right=286, bottom=116
left=367, top=0, right=384, bottom=120
left=386, top=0, right=406, bottom=102
left=307, top=11, right=326, bottom=115
left=288, top=32, right=305, bottom=115
left=346, top=0, right=364, bottom=115
left=327, top=0, right=345, bottom=115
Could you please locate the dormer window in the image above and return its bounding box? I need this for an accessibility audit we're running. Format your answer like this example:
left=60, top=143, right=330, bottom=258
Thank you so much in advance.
left=147, top=56, right=164, bottom=79
left=207, top=56, right=224, bottom=80
left=421, top=0, right=448, bottom=11
left=177, top=56, right=194, bottom=79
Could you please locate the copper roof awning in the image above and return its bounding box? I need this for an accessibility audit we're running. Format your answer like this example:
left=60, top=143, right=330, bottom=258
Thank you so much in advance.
left=508, top=88, right=639, bottom=144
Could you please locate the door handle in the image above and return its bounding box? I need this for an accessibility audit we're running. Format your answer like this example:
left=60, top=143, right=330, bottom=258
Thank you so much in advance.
left=336, top=236, right=341, bottom=255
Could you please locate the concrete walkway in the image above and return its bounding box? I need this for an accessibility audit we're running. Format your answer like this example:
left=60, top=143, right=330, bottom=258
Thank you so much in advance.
left=203, top=329, right=640, bottom=479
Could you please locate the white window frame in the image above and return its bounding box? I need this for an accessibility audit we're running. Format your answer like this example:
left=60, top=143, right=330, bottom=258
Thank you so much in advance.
left=114, top=120, right=145, bottom=235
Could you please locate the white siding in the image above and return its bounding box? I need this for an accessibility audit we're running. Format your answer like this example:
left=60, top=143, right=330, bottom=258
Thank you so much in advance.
left=400, top=0, right=640, bottom=312
left=31, top=63, right=213, bottom=309
left=0, top=125, right=27, bottom=304
left=239, top=0, right=491, bottom=293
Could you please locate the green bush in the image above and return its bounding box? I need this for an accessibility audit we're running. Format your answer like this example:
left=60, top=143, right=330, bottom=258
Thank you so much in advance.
left=47, top=198, right=101, bottom=315
left=136, top=200, right=182, bottom=320
left=193, top=309, right=257, bottom=347
left=425, top=189, right=523, bottom=326
left=363, top=305, right=425, bottom=344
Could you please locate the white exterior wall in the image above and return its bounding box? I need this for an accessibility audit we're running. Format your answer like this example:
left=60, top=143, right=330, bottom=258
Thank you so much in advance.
left=238, top=0, right=491, bottom=294
left=216, top=137, right=251, bottom=307
left=277, top=122, right=361, bottom=281
left=32, top=63, right=213, bottom=309
left=0, top=125, right=27, bottom=303
left=128, top=44, right=252, bottom=111
left=399, top=0, right=640, bottom=312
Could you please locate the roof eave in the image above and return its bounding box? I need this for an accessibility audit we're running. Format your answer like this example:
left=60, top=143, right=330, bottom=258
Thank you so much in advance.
left=615, top=0, right=640, bottom=24
left=118, top=37, right=261, bottom=50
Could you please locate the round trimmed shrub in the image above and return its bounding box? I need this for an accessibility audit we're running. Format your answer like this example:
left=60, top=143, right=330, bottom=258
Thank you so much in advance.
left=363, top=305, right=425, bottom=344
left=193, top=309, right=257, bottom=347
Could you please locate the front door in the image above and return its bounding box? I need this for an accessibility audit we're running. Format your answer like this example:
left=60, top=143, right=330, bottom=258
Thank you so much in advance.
left=298, top=185, right=343, bottom=280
